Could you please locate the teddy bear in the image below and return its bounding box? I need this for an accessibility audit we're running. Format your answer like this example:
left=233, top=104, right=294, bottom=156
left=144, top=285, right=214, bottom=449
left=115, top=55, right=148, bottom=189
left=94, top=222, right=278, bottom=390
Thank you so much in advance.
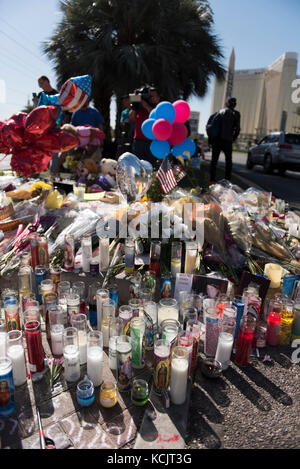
left=76, top=158, right=99, bottom=185
left=98, top=158, right=117, bottom=190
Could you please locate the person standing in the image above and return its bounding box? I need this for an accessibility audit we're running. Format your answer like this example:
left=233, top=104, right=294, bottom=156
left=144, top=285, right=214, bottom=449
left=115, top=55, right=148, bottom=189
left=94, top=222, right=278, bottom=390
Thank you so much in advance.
left=208, top=97, right=241, bottom=182
left=71, top=99, right=104, bottom=131
left=33, top=76, right=58, bottom=107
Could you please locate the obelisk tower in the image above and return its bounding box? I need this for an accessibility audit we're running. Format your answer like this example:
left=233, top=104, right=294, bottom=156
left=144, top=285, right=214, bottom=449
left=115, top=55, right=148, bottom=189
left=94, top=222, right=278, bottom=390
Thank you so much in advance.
left=223, top=48, right=235, bottom=106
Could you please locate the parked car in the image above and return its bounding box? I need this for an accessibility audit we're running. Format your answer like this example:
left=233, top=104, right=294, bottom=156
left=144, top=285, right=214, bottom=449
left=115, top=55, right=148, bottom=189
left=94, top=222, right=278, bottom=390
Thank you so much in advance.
left=246, top=132, right=300, bottom=175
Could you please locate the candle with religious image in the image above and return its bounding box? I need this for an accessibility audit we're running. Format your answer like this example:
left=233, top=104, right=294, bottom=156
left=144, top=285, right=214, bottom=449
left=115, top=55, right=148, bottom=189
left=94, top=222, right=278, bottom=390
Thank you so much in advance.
left=153, top=339, right=170, bottom=394
left=149, top=241, right=161, bottom=277
left=4, top=295, right=20, bottom=331
left=118, top=305, right=133, bottom=336
left=64, top=234, right=75, bottom=271
left=25, top=320, right=44, bottom=374
left=116, top=336, right=133, bottom=392
left=171, top=242, right=182, bottom=278
left=38, top=235, right=49, bottom=267
left=130, top=317, right=145, bottom=369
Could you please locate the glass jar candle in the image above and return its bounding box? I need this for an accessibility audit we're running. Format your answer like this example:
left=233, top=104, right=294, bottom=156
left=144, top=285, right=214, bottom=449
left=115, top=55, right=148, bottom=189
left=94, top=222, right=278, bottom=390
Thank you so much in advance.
left=49, top=266, right=61, bottom=293
left=177, top=330, right=193, bottom=373
left=157, top=298, right=179, bottom=328
left=235, top=315, right=256, bottom=366
left=109, top=336, right=118, bottom=370
left=292, top=303, right=300, bottom=340
left=242, top=290, right=262, bottom=321
left=0, top=357, right=16, bottom=418
left=279, top=301, right=294, bottom=345
left=232, top=295, right=245, bottom=341
left=171, top=241, right=182, bottom=278
left=125, top=239, right=135, bottom=274
left=153, top=339, right=170, bottom=394
left=130, top=317, right=145, bottom=369
left=202, top=297, right=217, bottom=324
left=131, top=379, right=149, bottom=406
left=64, top=234, right=75, bottom=271
left=142, top=271, right=157, bottom=298
left=184, top=241, right=198, bottom=274
left=161, top=319, right=181, bottom=354
left=70, top=314, right=87, bottom=365
left=186, top=319, right=201, bottom=371
left=138, top=288, right=153, bottom=305
left=25, top=320, right=44, bottom=374
left=40, top=280, right=55, bottom=309
left=76, top=376, right=94, bottom=407
left=116, top=335, right=133, bottom=392
left=44, top=292, right=58, bottom=339
left=149, top=241, right=161, bottom=277
left=87, top=330, right=103, bottom=387
left=57, top=281, right=71, bottom=299
left=108, top=283, right=118, bottom=312
left=204, top=307, right=220, bottom=357
left=109, top=318, right=123, bottom=338
left=99, top=237, right=110, bottom=271
left=20, top=251, right=31, bottom=267
left=128, top=298, right=142, bottom=318
left=4, top=295, right=20, bottom=331
left=6, top=330, right=27, bottom=386
left=50, top=324, right=64, bottom=356
left=72, top=281, right=86, bottom=315
left=215, top=318, right=235, bottom=370
left=96, top=288, right=110, bottom=332
left=18, top=265, right=32, bottom=302
left=119, top=305, right=133, bottom=336
left=49, top=304, right=68, bottom=329
left=81, top=235, right=92, bottom=273
left=34, top=266, right=47, bottom=304
left=29, top=233, right=39, bottom=269
left=0, top=319, right=7, bottom=357
left=63, top=327, right=80, bottom=382
left=102, top=299, right=114, bottom=348
left=37, top=235, right=49, bottom=267
left=99, top=381, right=118, bottom=408
left=182, top=307, right=198, bottom=331
left=170, top=346, right=189, bottom=405
left=67, top=293, right=80, bottom=325
left=22, top=293, right=37, bottom=315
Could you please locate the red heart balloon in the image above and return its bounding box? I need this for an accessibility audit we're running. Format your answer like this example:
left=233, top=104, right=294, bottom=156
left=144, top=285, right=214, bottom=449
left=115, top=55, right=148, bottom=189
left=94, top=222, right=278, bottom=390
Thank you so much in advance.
left=57, top=130, right=80, bottom=152
left=25, top=106, right=58, bottom=138
left=11, top=147, right=53, bottom=177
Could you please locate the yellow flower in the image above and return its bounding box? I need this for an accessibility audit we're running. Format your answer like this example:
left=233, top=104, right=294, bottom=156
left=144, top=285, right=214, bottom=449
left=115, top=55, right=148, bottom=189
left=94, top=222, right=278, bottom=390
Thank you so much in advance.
left=29, top=181, right=52, bottom=192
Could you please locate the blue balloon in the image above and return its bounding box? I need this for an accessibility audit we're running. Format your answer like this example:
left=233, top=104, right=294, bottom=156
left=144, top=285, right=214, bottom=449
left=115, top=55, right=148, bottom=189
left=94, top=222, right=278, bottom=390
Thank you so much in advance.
left=171, top=138, right=196, bottom=159
left=155, top=101, right=176, bottom=123
left=149, top=109, right=157, bottom=119
left=150, top=140, right=170, bottom=159
left=141, top=118, right=156, bottom=140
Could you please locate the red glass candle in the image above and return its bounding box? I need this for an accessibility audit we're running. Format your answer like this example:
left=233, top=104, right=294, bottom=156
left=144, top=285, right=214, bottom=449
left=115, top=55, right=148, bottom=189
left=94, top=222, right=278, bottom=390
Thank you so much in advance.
left=25, top=321, right=44, bottom=374
left=30, top=234, right=39, bottom=269
left=266, top=312, right=281, bottom=346
left=235, top=316, right=256, bottom=366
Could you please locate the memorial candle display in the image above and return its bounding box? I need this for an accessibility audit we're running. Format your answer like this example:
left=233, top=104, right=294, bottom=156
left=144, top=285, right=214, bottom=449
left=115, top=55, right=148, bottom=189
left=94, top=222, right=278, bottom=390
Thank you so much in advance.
left=204, top=307, right=220, bottom=357
left=6, top=330, right=27, bottom=386
left=157, top=298, right=179, bottom=327
left=25, top=320, right=44, bottom=374
left=235, top=316, right=256, bottom=366
left=215, top=319, right=235, bottom=370
left=170, top=346, right=189, bottom=405
left=0, top=358, right=16, bottom=418
left=130, top=317, right=145, bottom=369
left=63, top=328, right=81, bottom=382
left=81, top=235, right=92, bottom=272
left=171, top=241, right=182, bottom=277
left=153, top=339, right=170, bottom=394
left=87, top=331, right=103, bottom=387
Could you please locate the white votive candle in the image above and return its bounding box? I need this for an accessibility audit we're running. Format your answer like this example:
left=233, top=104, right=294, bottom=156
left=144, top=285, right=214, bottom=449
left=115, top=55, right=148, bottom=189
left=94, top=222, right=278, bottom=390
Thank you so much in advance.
left=50, top=324, right=64, bottom=356
left=215, top=332, right=234, bottom=370
left=109, top=336, right=118, bottom=370
left=7, top=344, right=27, bottom=386
left=78, top=330, right=87, bottom=364
left=0, top=332, right=7, bottom=357
left=87, top=346, right=103, bottom=387
left=170, top=356, right=189, bottom=405
left=63, top=344, right=80, bottom=382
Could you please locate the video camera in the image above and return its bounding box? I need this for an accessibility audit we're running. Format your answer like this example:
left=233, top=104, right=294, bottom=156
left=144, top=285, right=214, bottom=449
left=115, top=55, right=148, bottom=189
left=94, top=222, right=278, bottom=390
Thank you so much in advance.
left=129, top=85, right=152, bottom=111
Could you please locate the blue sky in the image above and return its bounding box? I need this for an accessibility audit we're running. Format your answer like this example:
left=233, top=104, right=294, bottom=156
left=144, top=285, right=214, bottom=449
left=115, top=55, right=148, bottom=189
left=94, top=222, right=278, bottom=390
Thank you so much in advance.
left=0, top=0, right=300, bottom=133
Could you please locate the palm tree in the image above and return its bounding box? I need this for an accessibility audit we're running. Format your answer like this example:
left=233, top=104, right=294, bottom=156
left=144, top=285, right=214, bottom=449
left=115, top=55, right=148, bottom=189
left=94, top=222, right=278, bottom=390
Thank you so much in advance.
left=43, top=0, right=225, bottom=140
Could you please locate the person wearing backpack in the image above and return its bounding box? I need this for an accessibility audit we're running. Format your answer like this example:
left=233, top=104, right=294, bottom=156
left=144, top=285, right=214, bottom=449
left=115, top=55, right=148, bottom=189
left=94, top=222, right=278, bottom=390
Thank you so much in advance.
left=206, top=97, right=241, bottom=182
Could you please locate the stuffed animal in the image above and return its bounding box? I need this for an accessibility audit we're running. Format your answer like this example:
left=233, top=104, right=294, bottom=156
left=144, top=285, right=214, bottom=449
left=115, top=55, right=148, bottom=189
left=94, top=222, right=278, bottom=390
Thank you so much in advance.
left=77, top=158, right=98, bottom=185
left=62, top=124, right=105, bottom=147
left=98, top=158, right=117, bottom=189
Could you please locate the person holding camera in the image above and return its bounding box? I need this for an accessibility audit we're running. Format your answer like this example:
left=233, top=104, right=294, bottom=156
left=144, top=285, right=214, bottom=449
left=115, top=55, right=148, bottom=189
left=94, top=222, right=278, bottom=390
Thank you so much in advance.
left=32, top=75, right=58, bottom=107
left=129, top=86, right=161, bottom=169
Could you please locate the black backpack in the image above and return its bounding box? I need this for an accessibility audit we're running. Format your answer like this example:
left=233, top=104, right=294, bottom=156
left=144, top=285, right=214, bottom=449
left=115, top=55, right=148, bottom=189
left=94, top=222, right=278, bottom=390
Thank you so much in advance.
left=206, top=112, right=221, bottom=139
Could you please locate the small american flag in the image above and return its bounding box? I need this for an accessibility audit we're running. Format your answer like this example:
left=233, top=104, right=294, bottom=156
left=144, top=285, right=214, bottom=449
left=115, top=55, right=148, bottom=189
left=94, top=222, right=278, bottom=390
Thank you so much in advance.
left=156, top=156, right=186, bottom=194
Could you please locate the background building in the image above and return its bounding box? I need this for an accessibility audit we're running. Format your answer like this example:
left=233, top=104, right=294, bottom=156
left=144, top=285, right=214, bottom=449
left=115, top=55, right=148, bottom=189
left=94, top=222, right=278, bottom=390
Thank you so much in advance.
left=211, top=52, right=300, bottom=142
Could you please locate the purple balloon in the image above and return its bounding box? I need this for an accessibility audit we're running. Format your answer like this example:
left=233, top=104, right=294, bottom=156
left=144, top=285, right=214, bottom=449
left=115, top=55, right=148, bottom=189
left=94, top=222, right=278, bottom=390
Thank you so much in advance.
left=98, top=175, right=112, bottom=191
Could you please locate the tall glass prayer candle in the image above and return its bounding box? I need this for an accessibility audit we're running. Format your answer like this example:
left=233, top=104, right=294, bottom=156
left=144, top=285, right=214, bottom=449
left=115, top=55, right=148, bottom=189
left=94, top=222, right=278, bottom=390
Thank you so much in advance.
left=182, top=307, right=198, bottom=331
left=170, top=346, right=189, bottom=405
left=87, top=330, right=103, bottom=387
left=186, top=320, right=201, bottom=371
left=178, top=330, right=193, bottom=374
left=125, top=239, right=135, bottom=274
left=99, top=237, right=110, bottom=271
left=292, top=303, right=300, bottom=340
left=22, top=293, right=37, bottom=315
left=72, top=281, right=86, bottom=315
left=38, top=235, right=49, bottom=267
left=130, top=317, right=145, bottom=369
left=215, top=319, right=235, bottom=370
left=29, top=233, right=39, bottom=269
left=109, top=318, right=123, bottom=338
left=0, top=319, right=7, bottom=357
left=202, top=297, right=217, bottom=324
left=116, top=336, right=133, bottom=392
left=142, top=271, right=156, bottom=298
left=138, top=288, right=153, bottom=305
left=49, top=304, right=68, bottom=329
left=0, top=358, right=16, bottom=418
left=58, top=281, right=71, bottom=299
left=6, top=330, right=27, bottom=386
left=129, top=298, right=143, bottom=318
left=222, top=306, right=237, bottom=323
left=243, top=290, right=262, bottom=322
left=278, top=301, right=294, bottom=345
left=102, top=300, right=115, bottom=348
left=153, top=339, right=170, bottom=394
left=67, top=293, right=80, bottom=325
left=109, top=336, right=118, bottom=370
left=23, top=306, right=40, bottom=325
left=88, top=282, right=101, bottom=328
left=232, top=295, right=245, bottom=341
left=81, top=235, right=92, bottom=273
left=20, top=252, right=31, bottom=267
left=4, top=295, right=20, bottom=331
left=108, top=283, right=119, bottom=313
left=215, top=296, right=231, bottom=319
left=204, top=307, right=220, bottom=357
left=34, top=266, right=47, bottom=304
left=266, top=311, right=281, bottom=346
left=235, top=316, right=256, bottom=366
left=184, top=242, right=198, bottom=274
left=96, top=289, right=110, bottom=332
left=50, top=324, right=64, bottom=356
left=157, top=298, right=179, bottom=327
left=49, top=266, right=61, bottom=294
left=64, top=234, right=75, bottom=271
left=119, top=305, right=133, bottom=336
left=149, top=241, right=161, bottom=277
left=171, top=241, right=182, bottom=278
left=161, top=319, right=181, bottom=355
left=44, top=292, right=58, bottom=339
left=71, top=314, right=87, bottom=365
left=40, top=280, right=55, bottom=313
left=18, top=266, right=32, bottom=307
left=25, top=320, right=44, bottom=374
left=144, top=301, right=157, bottom=350
left=63, top=328, right=80, bottom=382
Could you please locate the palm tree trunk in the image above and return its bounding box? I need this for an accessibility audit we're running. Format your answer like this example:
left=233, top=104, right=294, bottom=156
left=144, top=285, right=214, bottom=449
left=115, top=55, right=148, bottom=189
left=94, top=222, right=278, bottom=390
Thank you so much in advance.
left=93, top=90, right=112, bottom=141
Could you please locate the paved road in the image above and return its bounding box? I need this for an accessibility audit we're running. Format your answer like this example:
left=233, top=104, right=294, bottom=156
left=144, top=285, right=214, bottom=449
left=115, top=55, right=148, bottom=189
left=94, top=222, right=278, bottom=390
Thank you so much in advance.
left=205, top=151, right=300, bottom=212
